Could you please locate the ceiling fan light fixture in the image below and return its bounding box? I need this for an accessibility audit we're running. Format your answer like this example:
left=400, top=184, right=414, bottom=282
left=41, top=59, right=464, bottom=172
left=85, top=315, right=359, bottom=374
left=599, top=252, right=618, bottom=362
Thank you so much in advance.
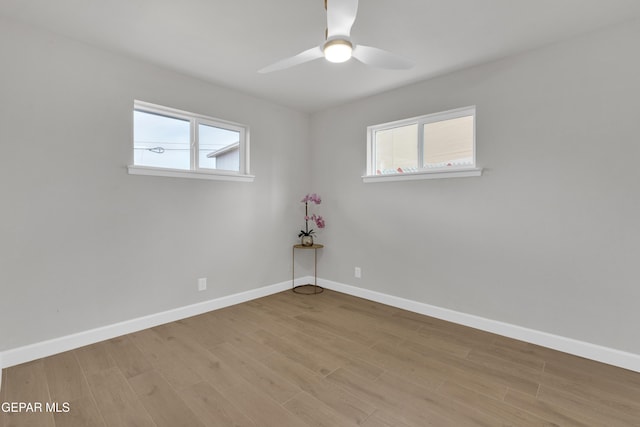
left=259, top=0, right=413, bottom=73
left=323, top=39, right=353, bottom=63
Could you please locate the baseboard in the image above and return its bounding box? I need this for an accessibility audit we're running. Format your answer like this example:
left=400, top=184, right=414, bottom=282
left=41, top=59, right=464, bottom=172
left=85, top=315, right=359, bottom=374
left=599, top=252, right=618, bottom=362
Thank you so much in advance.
left=4, top=276, right=638, bottom=375
left=0, top=279, right=298, bottom=370
left=319, top=278, right=640, bottom=373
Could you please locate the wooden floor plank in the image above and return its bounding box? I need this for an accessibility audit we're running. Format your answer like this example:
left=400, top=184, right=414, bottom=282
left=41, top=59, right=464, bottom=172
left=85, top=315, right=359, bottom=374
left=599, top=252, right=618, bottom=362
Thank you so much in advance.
left=166, top=341, right=245, bottom=392
left=294, top=311, right=400, bottom=348
left=465, top=346, right=544, bottom=378
left=218, top=304, right=297, bottom=339
left=401, top=338, right=540, bottom=396
left=376, top=371, right=502, bottom=427
left=128, top=328, right=202, bottom=390
left=283, top=391, right=361, bottom=427
left=41, top=351, right=104, bottom=427
left=269, top=325, right=379, bottom=378
left=360, top=414, right=394, bottom=427
left=151, top=319, right=222, bottom=354
left=73, top=342, right=116, bottom=376
left=332, top=302, right=423, bottom=339
left=326, top=367, right=456, bottom=427
left=43, top=351, right=90, bottom=403
left=404, top=328, right=473, bottom=359
left=103, top=336, right=153, bottom=379
left=212, top=380, right=307, bottom=427
left=545, top=354, right=640, bottom=391
left=252, top=329, right=340, bottom=376
left=208, top=342, right=300, bottom=404
left=52, top=396, right=105, bottom=427
left=367, top=411, right=416, bottom=427
left=504, top=388, right=591, bottom=427
left=537, top=384, right=640, bottom=426
left=128, top=328, right=175, bottom=365
left=437, top=381, right=557, bottom=426
left=470, top=339, right=547, bottom=372
left=542, top=361, right=640, bottom=411
left=196, top=312, right=275, bottom=358
left=85, top=366, right=155, bottom=427
left=180, top=381, right=256, bottom=427
left=368, top=340, right=503, bottom=399
left=3, top=360, right=55, bottom=427
left=259, top=352, right=376, bottom=425
left=128, top=370, right=205, bottom=427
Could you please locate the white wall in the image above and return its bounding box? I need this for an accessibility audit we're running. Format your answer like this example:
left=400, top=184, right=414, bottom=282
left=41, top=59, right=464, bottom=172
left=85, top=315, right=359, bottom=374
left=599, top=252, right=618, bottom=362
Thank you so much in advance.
left=0, top=18, right=311, bottom=351
left=310, top=20, right=640, bottom=355
left=2, top=13, right=639, bottom=362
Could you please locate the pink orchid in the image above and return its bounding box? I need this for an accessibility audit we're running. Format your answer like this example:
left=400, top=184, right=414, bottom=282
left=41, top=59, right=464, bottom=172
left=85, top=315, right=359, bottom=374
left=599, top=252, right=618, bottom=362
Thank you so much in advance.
left=301, top=193, right=321, bottom=204
left=298, top=193, right=326, bottom=237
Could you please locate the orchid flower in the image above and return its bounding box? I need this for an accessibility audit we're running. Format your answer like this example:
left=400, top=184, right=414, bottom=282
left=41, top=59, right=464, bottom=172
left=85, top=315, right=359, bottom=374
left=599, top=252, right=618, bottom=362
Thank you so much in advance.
left=298, top=193, right=326, bottom=237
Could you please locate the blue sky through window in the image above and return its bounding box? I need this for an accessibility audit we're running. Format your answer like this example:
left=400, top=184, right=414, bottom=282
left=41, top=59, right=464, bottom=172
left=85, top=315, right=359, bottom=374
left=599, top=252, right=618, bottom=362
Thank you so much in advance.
left=133, top=110, right=190, bottom=169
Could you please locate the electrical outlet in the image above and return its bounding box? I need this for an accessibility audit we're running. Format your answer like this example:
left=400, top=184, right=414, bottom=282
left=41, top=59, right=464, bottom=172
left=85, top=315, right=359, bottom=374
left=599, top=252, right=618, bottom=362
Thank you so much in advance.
left=198, top=278, right=207, bottom=291
left=354, top=267, right=361, bottom=278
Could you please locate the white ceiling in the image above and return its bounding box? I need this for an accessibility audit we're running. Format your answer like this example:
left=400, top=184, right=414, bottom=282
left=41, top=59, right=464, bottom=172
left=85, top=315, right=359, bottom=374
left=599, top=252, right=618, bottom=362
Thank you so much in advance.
left=2, top=0, right=640, bottom=112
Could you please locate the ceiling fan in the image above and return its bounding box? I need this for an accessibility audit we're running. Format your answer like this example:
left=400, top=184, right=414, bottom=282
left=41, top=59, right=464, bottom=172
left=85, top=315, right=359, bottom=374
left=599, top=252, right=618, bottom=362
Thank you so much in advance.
left=258, top=0, right=414, bottom=73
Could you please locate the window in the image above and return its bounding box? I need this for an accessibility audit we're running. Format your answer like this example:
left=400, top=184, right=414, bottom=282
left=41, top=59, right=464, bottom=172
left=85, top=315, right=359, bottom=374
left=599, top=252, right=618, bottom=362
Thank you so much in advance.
left=128, top=101, right=253, bottom=182
left=365, top=106, right=481, bottom=182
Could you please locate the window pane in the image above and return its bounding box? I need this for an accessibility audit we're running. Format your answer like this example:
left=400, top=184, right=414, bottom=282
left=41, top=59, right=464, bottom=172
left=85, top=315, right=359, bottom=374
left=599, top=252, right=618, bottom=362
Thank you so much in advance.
left=133, top=110, right=190, bottom=170
left=423, top=115, right=473, bottom=168
left=198, top=124, right=240, bottom=171
left=375, top=124, right=418, bottom=174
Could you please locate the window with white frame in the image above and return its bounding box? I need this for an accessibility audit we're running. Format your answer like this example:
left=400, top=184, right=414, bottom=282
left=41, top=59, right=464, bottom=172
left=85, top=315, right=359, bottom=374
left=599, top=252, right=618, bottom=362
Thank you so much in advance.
left=128, top=101, right=252, bottom=182
left=365, top=106, right=481, bottom=181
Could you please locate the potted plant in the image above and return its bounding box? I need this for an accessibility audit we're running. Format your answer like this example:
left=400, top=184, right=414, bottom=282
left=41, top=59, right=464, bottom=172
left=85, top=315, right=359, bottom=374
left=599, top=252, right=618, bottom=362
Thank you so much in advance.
left=298, top=193, right=325, bottom=246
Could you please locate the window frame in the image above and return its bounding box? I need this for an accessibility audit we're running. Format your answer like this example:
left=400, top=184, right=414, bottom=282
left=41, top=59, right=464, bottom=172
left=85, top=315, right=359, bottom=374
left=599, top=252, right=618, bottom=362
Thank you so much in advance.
left=128, top=100, right=253, bottom=182
left=364, top=105, right=481, bottom=182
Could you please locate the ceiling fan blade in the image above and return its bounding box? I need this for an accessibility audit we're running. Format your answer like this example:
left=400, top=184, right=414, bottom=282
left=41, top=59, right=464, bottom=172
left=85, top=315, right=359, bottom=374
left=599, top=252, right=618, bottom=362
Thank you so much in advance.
left=258, top=46, right=324, bottom=73
left=352, top=45, right=414, bottom=70
left=326, top=0, right=359, bottom=39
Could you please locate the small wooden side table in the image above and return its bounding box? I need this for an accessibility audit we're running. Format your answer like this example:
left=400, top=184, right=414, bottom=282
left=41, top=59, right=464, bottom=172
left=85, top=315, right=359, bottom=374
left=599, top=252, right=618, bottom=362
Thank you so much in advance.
left=292, top=244, right=324, bottom=294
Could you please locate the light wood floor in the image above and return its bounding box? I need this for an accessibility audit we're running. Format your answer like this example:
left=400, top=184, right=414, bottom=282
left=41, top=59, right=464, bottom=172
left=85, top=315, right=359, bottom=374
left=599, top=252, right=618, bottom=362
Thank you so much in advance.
left=2, top=289, right=640, bottom=426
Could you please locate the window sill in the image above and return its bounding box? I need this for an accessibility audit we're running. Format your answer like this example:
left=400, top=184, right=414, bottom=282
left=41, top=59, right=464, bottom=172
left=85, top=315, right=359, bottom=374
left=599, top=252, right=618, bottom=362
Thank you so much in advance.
left=128, top=165, right=255, bottom=182
left=362, top=167, right=482, bottom=183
